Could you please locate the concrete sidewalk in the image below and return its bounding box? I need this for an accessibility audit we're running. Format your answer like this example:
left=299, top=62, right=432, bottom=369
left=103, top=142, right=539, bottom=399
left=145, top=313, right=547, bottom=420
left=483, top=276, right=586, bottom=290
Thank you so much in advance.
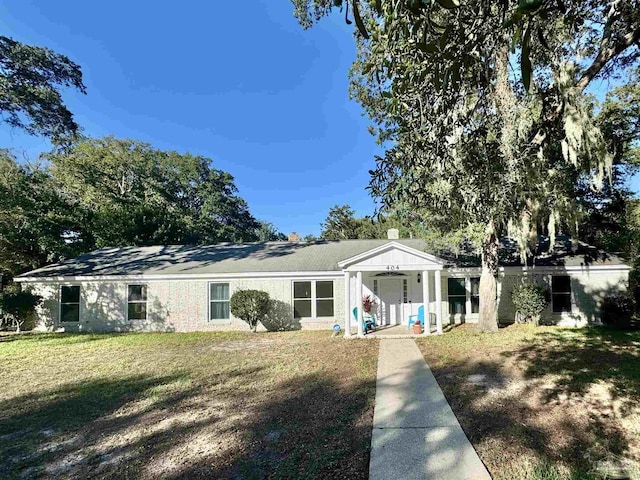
left=369, top=339, right=491, bottom=480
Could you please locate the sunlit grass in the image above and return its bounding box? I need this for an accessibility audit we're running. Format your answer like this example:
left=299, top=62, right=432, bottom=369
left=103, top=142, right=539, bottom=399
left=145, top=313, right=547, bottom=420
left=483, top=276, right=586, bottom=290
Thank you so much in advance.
left=0, top=331, right=379, bottom=479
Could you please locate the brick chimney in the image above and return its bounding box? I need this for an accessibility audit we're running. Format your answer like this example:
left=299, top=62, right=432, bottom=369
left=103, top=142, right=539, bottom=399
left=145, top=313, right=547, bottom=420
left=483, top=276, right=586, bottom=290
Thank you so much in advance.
left=288, top=232, right=301, bottom=242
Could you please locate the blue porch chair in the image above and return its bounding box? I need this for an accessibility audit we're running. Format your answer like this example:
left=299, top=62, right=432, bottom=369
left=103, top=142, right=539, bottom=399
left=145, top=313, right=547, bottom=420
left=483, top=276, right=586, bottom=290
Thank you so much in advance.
left=408, top=305, right=424, bottom=331
left=353, top=307, right=376, bottom=334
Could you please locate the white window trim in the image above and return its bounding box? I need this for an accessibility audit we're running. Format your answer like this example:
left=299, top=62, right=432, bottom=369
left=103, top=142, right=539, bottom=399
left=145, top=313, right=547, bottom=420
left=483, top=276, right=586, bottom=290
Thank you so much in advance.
left=208, top=281, right=232, bottom=324
left=126, top=284, right=148, bottom=322
left=447, top=277, right=467, bottom=316
left=59, top=284, right=81, bottom=324
left=292, top=280, right=335, bottom=320
left=469, top=277, right=480, bottom=314
left=465, top=277, right=472, bottom=315
left=446, top=275, right=481, bottom=317
left=551, top=275, right=573, bottom=314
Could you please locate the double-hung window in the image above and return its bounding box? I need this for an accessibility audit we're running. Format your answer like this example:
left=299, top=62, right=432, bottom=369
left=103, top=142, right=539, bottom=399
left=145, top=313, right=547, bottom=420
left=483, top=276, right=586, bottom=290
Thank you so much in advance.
left=209, top=283, right=230, bottom=321
left=60, top=286, right=80, bottom=323
left=293, top=280, right=334, bottom=318
left=127, top=285, right=148, bottom=321
left=447, top=278, right=466, bottom=315
left=470, top=277, right=480, bottom=314
left=552, top=275, right=572, bottom=313
left=448, top=277, right=481, bottom=315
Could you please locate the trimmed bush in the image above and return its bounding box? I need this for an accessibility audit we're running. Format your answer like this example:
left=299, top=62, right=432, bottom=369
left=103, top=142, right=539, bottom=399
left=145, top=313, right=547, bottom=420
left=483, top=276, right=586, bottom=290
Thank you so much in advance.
left=0, top=284, right=42, bottom=332
left=601, top=293, right=634, bottom=329
left=230, top=289, right=270, bottom=332
left=511, top=282, right=549, bottom=326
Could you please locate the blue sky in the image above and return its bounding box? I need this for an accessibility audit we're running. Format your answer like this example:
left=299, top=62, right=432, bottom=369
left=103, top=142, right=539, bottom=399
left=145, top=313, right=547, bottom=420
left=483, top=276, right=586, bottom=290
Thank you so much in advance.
left=0, top=1, right=637, bottom=238
left=0, top=1, right=381, bottom=237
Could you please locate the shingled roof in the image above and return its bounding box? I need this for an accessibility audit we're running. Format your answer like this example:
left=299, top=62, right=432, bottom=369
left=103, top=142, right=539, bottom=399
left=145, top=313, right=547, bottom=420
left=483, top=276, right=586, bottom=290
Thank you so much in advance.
left=17, top=240, right=427, bottom=278
left=16, top=236, right=626, bottom=279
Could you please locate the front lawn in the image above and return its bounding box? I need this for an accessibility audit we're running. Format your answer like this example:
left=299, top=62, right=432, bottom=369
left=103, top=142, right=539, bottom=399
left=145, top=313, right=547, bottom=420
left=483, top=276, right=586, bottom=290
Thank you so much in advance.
left=417, top=325, right=640, bottom=479
left=0, top=331, right=379, bottom=479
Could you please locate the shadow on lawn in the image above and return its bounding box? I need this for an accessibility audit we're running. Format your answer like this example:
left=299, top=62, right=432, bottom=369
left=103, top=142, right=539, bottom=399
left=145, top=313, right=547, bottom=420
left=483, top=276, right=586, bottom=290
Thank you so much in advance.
left=503, top=327, right=640, bottom=413
left=168, top=372, right=376, bottom=479
left=0, top=369, right=375, bottom=479
left=0, top=372, right=193, bottom=478
left=426, top=327, right=640, bottom=476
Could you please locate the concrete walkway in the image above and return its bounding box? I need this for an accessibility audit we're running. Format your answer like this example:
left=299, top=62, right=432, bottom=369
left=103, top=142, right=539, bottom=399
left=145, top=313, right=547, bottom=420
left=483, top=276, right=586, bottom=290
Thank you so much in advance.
left=369, top=339, right=491, bottom=480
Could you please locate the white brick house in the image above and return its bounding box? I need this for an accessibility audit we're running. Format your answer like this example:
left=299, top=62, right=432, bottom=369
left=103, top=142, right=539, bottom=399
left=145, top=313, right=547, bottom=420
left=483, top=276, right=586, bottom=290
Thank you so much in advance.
left=15, top=235, right=630, bottom=335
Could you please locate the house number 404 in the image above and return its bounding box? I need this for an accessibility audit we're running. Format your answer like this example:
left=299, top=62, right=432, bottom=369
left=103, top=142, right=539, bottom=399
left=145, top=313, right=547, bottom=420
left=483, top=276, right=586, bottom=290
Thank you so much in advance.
left=386, top=265, right=400, bottom=271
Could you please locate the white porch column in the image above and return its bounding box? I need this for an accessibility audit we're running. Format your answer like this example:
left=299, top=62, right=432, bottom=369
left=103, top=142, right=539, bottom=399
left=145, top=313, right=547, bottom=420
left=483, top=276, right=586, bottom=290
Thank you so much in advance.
left=356, top=271, right=364, bottom=336
left=435, top=269, right=443, bottom=334
left=343, top=271, right=352, bottom=337
left=422, top=270, right=430, bottom=335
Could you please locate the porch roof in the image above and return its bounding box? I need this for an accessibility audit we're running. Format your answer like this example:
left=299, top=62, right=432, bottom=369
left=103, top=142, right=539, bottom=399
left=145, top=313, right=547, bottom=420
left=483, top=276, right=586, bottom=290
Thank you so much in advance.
left=338, top=241, right=446, bottom=271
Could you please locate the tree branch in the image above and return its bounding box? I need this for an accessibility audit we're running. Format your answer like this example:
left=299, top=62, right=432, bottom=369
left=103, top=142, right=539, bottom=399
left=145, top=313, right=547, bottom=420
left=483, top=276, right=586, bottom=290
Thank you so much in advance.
left=577, top=28, right=640, bottom=92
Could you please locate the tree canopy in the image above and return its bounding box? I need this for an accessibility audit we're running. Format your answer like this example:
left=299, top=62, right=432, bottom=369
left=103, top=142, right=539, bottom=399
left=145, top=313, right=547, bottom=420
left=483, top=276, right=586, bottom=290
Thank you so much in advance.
left=46, top=137, right=260, bottom=249
left=320, top=204, right=416, bottom=240
left=255, top=221, right=288, bottom=241
left=0, top=150, right=85, bottom=279
left=0, top=137, right=262, bottom=280
left=0, top=36, right=86, bottom=143
left=580, top=75, right=640, bottom=303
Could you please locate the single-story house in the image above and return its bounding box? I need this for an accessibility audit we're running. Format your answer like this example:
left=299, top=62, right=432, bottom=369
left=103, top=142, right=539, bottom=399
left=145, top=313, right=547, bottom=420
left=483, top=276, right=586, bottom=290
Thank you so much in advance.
left=15, top=230, right=630, bottom=335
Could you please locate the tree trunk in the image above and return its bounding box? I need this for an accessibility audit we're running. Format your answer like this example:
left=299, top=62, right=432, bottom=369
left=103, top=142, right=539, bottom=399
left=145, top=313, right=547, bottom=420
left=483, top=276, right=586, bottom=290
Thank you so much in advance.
left=478, top=229, right=499, bottom=333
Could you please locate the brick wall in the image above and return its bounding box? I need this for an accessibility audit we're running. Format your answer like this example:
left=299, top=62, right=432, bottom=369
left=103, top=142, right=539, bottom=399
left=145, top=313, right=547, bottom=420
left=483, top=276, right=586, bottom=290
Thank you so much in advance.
left=25, top=267, right=628, bottom=332
left=28, top=276, right=345, bottom=333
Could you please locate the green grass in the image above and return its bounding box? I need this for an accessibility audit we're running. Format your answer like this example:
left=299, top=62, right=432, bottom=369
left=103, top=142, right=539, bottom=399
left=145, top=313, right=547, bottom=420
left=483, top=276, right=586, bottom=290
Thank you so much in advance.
left=416, top=325, right=640, bottom=480
left=0, top=331, right=379, bottom=479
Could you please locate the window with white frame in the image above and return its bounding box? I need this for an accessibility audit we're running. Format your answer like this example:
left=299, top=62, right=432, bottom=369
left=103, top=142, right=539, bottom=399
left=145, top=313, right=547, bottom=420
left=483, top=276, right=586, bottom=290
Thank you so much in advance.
left=127, top=284, right=147, bottom=321
left=209, top=283, right=230, bottom=320
left=470, top=277, right=480, bottom=314
left=447, top=276, right=481, bottom=315
left=551, top=275, right=572, bottom=313
left=60, top=285, right=80, bottom=322
left=448, top=278, right=466, bottom=315
left=293, top=280, right=334, bottom=318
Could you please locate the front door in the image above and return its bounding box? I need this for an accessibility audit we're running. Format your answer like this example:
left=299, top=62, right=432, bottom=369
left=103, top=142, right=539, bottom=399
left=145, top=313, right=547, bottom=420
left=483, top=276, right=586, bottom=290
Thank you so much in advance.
left=379, top=278, right=402, bottom=326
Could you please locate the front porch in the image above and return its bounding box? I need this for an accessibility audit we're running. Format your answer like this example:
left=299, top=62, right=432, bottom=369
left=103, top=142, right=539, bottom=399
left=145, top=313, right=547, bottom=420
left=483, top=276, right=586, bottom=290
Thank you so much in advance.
left=339, top=242, right=446, bottom=338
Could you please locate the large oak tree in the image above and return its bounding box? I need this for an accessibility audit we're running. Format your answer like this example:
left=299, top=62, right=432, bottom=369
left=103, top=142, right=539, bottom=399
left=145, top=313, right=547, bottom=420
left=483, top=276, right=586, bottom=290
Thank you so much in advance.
left=47, top=137, right=260, bottom=248
left=1, top=137, right=263, bottom=281
left=292, top=0, right=640, bottom=331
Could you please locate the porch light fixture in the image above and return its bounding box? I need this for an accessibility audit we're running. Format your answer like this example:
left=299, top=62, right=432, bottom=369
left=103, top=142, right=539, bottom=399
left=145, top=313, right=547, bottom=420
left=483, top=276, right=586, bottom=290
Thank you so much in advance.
left=417, top=273, right=421, bottom=283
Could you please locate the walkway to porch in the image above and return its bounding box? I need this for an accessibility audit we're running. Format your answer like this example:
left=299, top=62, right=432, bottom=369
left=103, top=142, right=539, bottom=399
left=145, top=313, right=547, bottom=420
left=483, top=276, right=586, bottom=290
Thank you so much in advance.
left=369, top=338, right=490, bottom=479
